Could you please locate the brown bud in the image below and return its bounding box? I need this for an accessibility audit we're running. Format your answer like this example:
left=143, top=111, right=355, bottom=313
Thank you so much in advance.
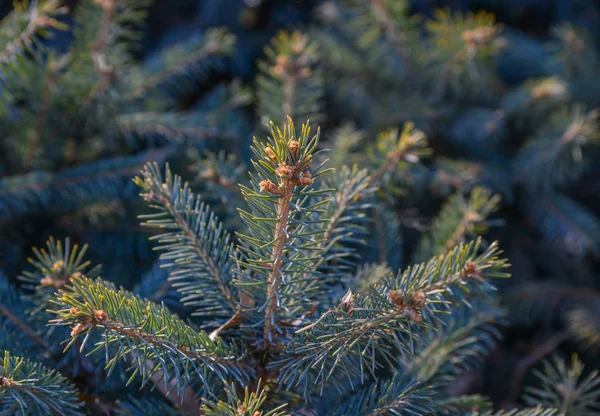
left=388, top=289, right=403, bottom=307
left=276, top=163, right=294, bottom=178
left=465, top=261, right=477, bottom=275
left=465, top=211, right=482, bottom=223
left=270, top=64, right=285, bottom=78
left=69, top=308, right=80, bottom=315
left=71, top=323, right=87, bottom=337
left=297, top=171, right=314, bottom=186
left=40, top=276, right=54, bottom=286
left=411, top=291, right=426, bottom=307
left=405, top=309, right=423, bottom=323
left=259, top=180, right=281, bottom=195
left=94, top=310, right=107, bottom=323
left=288, top=140, right=299, bottom=155
left=0, top=377, right=13, bottom=387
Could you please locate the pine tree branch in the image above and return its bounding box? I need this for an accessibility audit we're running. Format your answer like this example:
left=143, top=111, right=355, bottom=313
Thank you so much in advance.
left=0, top=1, right=67, bottom=66
left=0, top=351, right=83, bottom=416
left=278, top=239, right=509, bottom=393
left=370, top=0, right=412, bottom=80
left=136, top=162, right=239, bottom=323
left=50, top=275, right=253, bottom=396
left=367, top=123, right=429, bottom=187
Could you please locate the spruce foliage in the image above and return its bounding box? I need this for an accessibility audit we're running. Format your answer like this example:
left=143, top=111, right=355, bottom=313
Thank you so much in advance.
left=1, top=0, right=600, bottom=414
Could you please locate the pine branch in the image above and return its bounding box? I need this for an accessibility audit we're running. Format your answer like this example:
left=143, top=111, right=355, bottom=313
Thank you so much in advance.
left=414, top=186, right=500, bottom=262
left=0, top=0, right=67, bottom=67
left=329, top=376, right=435, bottom=416
left=0, top=351, right=83, bottom=416
left=515, top=106, right=600, bottom=190
left=257, top=32, right=324, bottom=127
left=406, top=301, right=504, bottom=386
left=235, top=118, right=331, bottom=349
left=523, top=354, right=600, bottom=416
left=136, top=162, right=238, bottom=324
left=367, top=122, right=430, bottom=187
left=369, top=0, right=413, bottom=79
left=49, top=275, right=254, bottom=397
left=277, top=239, right=509, bottom=394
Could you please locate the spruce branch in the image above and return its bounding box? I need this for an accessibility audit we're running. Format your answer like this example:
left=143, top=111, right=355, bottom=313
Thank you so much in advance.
left=523, top=354, right=600, bottom=416
left=236, top=118, right=331, bottom=349
left=257, top=32, right=324, bottom=126
left=49, top=275, right=253, bottom=397
left=367, top=122, right=430, bottom=187
left=515, top=106, right=600, bottom=191
left=329, top=375, right=435, bottom=416
left=406, top=302, right=503, bottom=386
left=369, top=0, right=413, bottom=79
left=0, top=0, right=67, bottom=67
left=309, top=165, right=375, bottom=286
left=414, top=186, right=501, bottom=262
left=136, top=162, right=237, bottom=324
left=129, top=27, right=235, bottom=100
left=435, top=394, right=493, bottom=415
left=277, top=239, right=509, bottom=393
left=0, top=351, right=83, bottom=416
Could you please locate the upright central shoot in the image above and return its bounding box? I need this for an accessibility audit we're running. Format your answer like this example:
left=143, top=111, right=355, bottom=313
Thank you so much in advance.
left=237, top=117, right=329, bottom=349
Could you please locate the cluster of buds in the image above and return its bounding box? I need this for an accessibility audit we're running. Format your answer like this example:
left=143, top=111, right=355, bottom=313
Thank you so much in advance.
left=259, top=140, right=314, bottom=194
left=388, top=289, right=427, bottom=323
left=269, top=34, right=314, bottom=81
left=276, top=162, right=294, bottom=178
left=70, top=309, right=108, bottom=337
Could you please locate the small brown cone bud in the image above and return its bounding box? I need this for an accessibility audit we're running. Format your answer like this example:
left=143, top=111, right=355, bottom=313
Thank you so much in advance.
left=276, top=163, right=294, bottom=178
left=71, top=323, right=86, bottom=337
left=298, top=171, right=314, bottom=186
left=259, top=180, right=281, bottom=195
left=94, top=310, right=107, bottom=323
left=288, top=140, right=299, bottom=155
